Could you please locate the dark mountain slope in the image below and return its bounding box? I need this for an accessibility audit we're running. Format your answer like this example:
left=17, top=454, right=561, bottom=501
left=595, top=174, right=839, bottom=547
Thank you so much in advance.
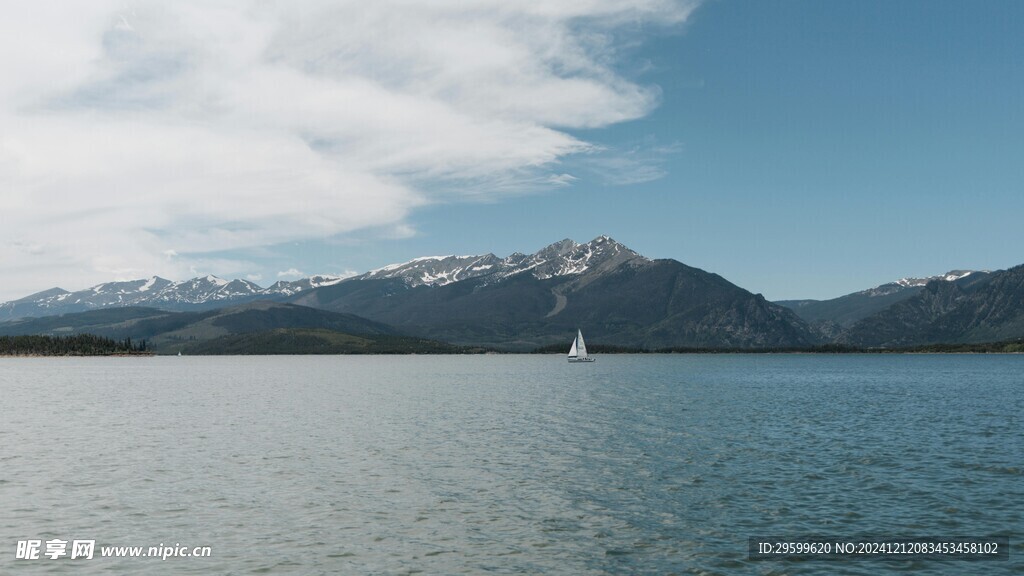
left=0, top=307, right=195, bottom=338
left=0, top=302, right=397, bottom=353
left=840, top=265, right=1024, bottom=347
left=292, top=272, right=563, bottom=348
left=292, top=253, right=819, bottom=350
left=541, top=259, right=818, bottom=349
left=777, top=271, right=990, bottom=328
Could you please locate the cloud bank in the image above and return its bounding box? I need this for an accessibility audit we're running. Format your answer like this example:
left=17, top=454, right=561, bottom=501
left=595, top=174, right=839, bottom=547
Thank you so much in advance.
left=0, top=0, right=695, bottom=299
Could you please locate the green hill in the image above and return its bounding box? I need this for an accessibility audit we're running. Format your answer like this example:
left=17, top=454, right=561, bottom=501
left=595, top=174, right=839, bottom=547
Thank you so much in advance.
left=0, top=302, right=407, bottom=354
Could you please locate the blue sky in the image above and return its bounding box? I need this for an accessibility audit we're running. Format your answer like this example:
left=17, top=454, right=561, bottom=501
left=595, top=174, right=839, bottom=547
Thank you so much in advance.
left=1, top=1, right=1021, bottom=301
left=381, top=0, right=1024, bottom=300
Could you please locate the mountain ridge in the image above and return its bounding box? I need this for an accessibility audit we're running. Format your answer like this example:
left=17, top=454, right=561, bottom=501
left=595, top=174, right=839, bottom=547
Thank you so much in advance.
left=776, top=270, right=990, bottom=330
left=838, top=264, right=1024, bottom=347
left=286, top=238, right=818, bottom=350
left=0, top=301, right=402, bottom=354
left=0, top=236, right=649, bottom=321
left=4, top=237, right=1023, bottom=351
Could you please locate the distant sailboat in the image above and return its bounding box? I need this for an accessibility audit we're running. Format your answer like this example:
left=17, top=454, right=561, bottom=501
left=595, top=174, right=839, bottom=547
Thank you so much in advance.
left=567, top=329, right=595, bottom=363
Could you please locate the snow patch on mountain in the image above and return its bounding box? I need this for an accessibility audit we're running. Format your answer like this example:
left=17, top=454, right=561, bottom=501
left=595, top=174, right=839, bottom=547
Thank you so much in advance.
left=895, top=270, right=977, bottom=287
left=352, top=236, right=647, bottom=289
left=263, top=274, right=350, bottom=296
left=862, top=270, right=982, bottom=297
left=0, top=236, right=649, bottom=320
left=308, top=275, right=346, bottom=288
left=358, top=254, right=505, bottom=286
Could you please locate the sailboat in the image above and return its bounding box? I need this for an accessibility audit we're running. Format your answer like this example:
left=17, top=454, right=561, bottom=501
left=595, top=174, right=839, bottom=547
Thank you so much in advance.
left=567, top=329, right=595, bottom=363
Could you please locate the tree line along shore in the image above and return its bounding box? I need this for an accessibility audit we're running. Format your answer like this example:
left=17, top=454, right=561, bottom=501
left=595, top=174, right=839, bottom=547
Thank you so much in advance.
left=0, top=334, right=150, bottom=356
left=2, top=333, right=1022, bottom=357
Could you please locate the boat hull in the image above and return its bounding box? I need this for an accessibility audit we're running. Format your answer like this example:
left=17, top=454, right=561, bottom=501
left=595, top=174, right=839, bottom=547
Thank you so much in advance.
left=567, top=357, right=595, bottom=363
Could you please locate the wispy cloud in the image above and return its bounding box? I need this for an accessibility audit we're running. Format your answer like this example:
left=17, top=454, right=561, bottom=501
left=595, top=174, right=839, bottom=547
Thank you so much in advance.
left=277, top=268, right=305, bottom=279
left=0, top=0, right=697, bottom=300
left=582, top=140, right=684, bottom=186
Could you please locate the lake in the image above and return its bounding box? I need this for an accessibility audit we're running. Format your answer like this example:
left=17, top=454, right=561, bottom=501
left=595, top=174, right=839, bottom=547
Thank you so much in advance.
left=1, top=354, right=1021, bottom=574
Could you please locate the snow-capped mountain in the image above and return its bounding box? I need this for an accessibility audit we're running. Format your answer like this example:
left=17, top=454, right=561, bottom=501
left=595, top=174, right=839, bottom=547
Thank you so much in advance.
left=499, top=236, right=645, bottom=282
left=355, top=236, right=647, bottom=287
left=147, top=276, right=263, bottom=305
left=776, top=268, right=993, bottom=331
left=0, top=236, right=830, bottom=349
left=288, top=236, right=818, bottom=350
left=0, top=274, right=349, bottom=321
left=357, top=254, right=505, bottom=286
left=263, top=275, right=348, bottom=296
left=0, top=278, right=176, bottom=318
left=840, top=264, right=1024, bottom=347
left=0, top=236, right=648, bottom=321
left=859, top=270, right=983, bottom=297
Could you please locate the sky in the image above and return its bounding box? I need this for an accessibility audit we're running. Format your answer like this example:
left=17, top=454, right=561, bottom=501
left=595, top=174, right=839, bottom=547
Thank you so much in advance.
left=1, top=0, right=1022, bottom=302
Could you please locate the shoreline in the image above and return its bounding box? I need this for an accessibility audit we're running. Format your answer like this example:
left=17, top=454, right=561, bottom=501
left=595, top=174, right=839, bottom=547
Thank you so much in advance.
left=0, top=352, right=155, bottom=358
left=2, top=350, right=1022, bottom=357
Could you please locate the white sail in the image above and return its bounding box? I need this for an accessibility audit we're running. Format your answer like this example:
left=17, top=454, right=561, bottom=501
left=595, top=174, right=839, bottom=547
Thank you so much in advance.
left=568, top=329, right=594, bottom=362
left=576, top=329, right=588, bottom=359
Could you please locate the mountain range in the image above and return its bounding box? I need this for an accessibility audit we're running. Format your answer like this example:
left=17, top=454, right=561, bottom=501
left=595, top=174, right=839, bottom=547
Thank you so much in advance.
left=2, top=236, right=1023, bottom=351
left=288, top=236, right=816, bottom=349
left=0, top=274, right=349, bottom=321
left=774, top=270, right=993, bottom=338
left=835, top=265, right=1024, bottom=347
left=0, top=302, right=461, bottom=355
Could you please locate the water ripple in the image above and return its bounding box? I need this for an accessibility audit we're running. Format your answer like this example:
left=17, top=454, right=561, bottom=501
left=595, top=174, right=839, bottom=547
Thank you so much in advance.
left=0, top=354, right=1020, bottom=574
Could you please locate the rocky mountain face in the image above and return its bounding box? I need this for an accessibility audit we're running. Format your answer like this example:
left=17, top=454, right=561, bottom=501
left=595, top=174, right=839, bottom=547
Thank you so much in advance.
left=0, top=236, right=647, bottom=322
left=776, top=270, right=990, bottom=331
left=353, top=236, right=645, bottom=287
left=289, top=237, right=819, bottom=349
left=839, top=264, right=1024, bottom=347
left=6, top=236, right=1021, bottom=350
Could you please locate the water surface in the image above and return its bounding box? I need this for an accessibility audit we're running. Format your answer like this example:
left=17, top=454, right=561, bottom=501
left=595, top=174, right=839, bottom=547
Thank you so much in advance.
left=1, top=354, right=1021, bottom=574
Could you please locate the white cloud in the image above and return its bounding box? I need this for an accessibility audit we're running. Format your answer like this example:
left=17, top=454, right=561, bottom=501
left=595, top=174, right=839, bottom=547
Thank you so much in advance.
left=0, top=0, right=697, bottom=300
left=277, top=268, right=305, bottom=278
left=583, top=140, right=684, bottom=186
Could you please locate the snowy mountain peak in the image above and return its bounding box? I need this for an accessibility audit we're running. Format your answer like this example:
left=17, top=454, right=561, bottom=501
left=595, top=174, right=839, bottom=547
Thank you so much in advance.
left=137, top=276, right=166, bottom=292
left=347, top=236, right=646, bottom=288
left=307, top=275, right=346, bottom=288
left=221, top=279, right=262, bottom=293
left=83, top=277, right=173, bottom=296
left=894, top=270, right=977, bottom=288
left=11, top=287, right=70, bottom=303
left=0, top=236, right=649, bottom=320
left=535, top=238, right=580, bottom=257
left=261, top=274, right=349, bottom=296
left=527, top=235, right=645, bottom=280
left=358, top=254, right=503, bottom=287
left=862, top=270, right=984, bottom=297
